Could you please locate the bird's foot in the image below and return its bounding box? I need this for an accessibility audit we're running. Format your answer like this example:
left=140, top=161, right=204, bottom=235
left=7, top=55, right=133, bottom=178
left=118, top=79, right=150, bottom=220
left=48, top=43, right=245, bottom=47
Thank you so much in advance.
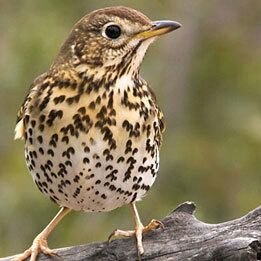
left=12, top=233, right=57, bottom=261
left=142, top=219, right=164, bottom=234
left=108, top=219, right=164, bottom=257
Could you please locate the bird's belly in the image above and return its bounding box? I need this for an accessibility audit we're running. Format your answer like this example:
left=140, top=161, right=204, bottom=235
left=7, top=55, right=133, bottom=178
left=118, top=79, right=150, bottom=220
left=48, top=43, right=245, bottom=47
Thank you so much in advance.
left=24, top=114, right=160, bottom=212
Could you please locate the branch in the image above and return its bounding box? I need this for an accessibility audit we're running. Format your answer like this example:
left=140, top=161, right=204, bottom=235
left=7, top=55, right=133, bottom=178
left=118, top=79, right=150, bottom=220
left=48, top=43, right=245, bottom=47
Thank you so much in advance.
left=1, top=202, right=261, bottom=260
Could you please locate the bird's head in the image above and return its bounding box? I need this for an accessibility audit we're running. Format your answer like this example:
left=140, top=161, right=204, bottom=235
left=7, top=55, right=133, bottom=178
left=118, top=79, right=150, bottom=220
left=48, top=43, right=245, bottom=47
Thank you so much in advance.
left=54, top=6, right=181, bottom=76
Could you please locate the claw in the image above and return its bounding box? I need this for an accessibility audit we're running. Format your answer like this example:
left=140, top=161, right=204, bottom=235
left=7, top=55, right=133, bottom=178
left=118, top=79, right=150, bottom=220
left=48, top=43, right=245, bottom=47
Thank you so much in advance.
left=143, top=219, right=164, bottom=233
left=12, top=207, right=70, bottom=261
left=135, top=225, right=144, bottom=256
left=108, top=218, right=163, bottom=258
left=12, top=234, right=56, bottom=261
left=108, top=229, right=135, bottom=243
left=109, top=203, right=163, bottom=260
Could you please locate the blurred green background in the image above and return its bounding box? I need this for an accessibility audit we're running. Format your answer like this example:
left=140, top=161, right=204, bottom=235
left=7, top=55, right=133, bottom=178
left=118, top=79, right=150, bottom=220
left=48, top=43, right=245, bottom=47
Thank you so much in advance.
left=0, top=0, right=260, bottom=257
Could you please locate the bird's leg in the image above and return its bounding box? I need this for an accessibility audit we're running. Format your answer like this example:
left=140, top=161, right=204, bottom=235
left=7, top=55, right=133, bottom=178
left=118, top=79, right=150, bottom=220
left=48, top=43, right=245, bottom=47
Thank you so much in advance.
left=13, top=207, right=71, bottom=261
left=109, top=202, right=164, bottom=257
left=129, top=203, right=164, bottom=256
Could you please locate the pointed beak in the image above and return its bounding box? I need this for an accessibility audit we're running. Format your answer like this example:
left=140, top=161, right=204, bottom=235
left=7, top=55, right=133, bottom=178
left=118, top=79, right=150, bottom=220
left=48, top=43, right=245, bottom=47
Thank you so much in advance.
left=135, top=20, right=182, bottom=40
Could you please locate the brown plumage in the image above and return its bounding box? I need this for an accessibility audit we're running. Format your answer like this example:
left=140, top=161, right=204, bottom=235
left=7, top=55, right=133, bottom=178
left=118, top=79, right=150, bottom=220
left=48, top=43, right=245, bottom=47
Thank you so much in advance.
left=14, top=6, right=181, bottom=261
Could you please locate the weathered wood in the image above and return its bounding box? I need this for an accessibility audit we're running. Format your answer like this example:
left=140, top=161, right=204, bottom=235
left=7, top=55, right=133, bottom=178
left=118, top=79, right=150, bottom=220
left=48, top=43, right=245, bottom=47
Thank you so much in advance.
left=1, top=202, right=261, bottom=260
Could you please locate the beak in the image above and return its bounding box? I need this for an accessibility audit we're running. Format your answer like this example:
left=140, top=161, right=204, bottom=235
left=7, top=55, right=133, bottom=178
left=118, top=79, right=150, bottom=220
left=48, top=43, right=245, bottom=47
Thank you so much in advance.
left=135, top=20, right=182, bottom=40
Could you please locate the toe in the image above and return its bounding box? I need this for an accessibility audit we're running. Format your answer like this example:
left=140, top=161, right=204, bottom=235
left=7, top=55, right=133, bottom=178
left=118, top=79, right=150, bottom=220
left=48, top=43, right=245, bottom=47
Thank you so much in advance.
left=30, top=250, right=38, bottom=261
left=12, top=237, right=56, bottom=261
left=108, top=229, right=135, bottom=242
left=12, top=249, right=31, bottom=261
left=40, top=245, right=56, bottom=256
left=136, top=231, right=144, bottom=256
left=143, top=219, right=164, bottom=233
left=151, top=219, right=164, bottom=229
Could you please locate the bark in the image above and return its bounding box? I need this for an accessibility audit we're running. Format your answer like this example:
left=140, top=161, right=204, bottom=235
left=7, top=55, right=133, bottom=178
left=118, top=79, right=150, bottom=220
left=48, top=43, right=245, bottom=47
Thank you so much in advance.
left=1, top=202, right=261, bottom=261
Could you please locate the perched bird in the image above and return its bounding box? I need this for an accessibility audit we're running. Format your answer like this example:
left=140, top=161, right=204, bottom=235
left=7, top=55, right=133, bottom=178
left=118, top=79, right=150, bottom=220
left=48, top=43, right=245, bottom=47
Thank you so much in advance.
left=14, top=6, right=181, bottom=261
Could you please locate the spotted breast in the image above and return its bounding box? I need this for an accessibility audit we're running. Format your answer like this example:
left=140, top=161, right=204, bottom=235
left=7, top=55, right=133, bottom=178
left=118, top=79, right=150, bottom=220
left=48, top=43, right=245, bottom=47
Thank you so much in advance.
left=17, top=61, right=164, bottom=212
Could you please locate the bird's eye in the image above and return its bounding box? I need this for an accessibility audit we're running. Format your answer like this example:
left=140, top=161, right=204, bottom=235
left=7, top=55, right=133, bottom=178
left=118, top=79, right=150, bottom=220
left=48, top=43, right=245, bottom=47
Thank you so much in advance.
left=104, top=24, right=121, bottom=39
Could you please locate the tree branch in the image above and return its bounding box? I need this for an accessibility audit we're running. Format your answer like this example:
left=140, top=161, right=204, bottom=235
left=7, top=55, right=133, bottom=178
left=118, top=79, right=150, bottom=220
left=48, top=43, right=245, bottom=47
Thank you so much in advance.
left=1, top=202, right=261, bottom=260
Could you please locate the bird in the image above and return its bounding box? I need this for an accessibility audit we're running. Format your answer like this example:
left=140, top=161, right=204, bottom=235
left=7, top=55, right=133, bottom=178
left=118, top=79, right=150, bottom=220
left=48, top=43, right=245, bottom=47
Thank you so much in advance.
left=13, top=6, right=181, bottom=261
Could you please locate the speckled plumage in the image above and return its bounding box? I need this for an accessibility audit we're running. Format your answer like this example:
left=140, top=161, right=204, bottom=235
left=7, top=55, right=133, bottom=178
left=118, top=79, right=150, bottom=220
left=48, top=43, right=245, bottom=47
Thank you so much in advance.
left=14, top=6, right=181, bottom=261
left=16, top=6, right=164, bottom=213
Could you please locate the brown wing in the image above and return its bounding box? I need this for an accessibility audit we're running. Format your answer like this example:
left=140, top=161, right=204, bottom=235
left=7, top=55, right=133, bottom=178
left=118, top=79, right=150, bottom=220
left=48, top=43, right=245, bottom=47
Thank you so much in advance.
left=146, top=84, right=165, bottom=146
left=14, top=73, right=47, bottom=140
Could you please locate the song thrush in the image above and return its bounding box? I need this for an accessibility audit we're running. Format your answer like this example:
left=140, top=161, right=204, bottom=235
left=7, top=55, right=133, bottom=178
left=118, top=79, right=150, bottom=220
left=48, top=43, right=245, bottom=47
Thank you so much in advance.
left=14, top=6, right=181, bottom=261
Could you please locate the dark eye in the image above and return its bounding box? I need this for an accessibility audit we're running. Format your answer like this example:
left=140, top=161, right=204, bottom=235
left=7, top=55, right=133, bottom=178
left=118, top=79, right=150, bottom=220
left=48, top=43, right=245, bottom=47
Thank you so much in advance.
left=105, top=25, right=121, bottom=39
